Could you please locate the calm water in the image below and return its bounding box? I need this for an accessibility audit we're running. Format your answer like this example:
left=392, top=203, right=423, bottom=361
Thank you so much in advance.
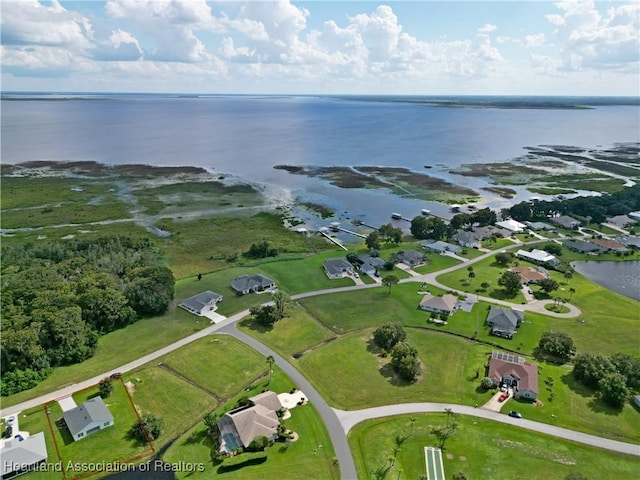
left=2, top=95, right=639, bottom=227
left=571, top=261, right=640, bottom=301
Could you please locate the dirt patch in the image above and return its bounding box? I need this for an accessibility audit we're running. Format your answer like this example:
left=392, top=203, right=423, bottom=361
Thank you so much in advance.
left=125, top=381, right=136, bottom=395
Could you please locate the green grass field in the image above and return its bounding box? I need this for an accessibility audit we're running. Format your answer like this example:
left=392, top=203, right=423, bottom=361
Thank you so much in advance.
left=296, top=328, right=491, bottom=409
left=239, top=304, right=335, bottom=358
left=156, top=336, right=269, bottom=398
left=349, top=414, right=639, bottom=480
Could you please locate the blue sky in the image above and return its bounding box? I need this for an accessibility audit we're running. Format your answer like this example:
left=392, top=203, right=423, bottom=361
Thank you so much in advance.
left=1, top=1, right=638, bottom=95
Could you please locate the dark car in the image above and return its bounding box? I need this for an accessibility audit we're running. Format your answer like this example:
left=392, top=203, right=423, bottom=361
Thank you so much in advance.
left=508, top=411, right=522, bottom=418
left=110, top=372, right=122, bottom=379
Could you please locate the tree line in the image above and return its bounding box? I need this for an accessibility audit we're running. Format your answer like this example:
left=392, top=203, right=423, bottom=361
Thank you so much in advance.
left=1, top=235, right=175, bottom=396
left=504, top=184, right=640, bottom=224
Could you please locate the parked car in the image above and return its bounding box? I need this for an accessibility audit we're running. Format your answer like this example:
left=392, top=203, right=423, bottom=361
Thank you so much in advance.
left=6, top=416, right=15, bottom=426
left=110, top=372, right=122, bottom=379
left=498, top=393, right=509, bottom=402
left=508, top=411, right=522, bottom=418
left=500, top=384, right=508, bottom=392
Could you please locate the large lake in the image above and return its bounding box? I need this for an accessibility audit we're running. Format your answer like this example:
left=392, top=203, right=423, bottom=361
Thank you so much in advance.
left=2, top=94, right=639, bottom=227
left=571, top=261, right=640, bottom=301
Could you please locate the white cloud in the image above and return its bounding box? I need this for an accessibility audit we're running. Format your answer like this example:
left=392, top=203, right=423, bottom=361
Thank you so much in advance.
left=478, top=23, right=497, bottom=33
left=104, top=0, right=218, bottom=62
left=546, top=0, right=639, bottom=71
left=524, top=33, right=546, bottom=47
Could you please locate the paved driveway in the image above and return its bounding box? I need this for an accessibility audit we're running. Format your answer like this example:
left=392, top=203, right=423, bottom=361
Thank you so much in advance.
left=482, top=389, right=511, bottom=412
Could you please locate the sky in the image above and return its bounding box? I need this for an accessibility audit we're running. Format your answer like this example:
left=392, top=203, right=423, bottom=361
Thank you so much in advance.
left=1, top=0, right=639, bottom=95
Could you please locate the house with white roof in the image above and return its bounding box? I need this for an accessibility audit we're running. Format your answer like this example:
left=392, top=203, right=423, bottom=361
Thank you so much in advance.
left=495, top=219, right=527, bottom=233
left=516, top=249, right=560, bottom=267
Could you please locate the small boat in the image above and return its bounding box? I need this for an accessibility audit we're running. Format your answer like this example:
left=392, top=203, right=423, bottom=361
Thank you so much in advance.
left=421, top=209, right=431, bottom=216
left=450, top=205, right=461, bottom=212
left=391, top=213, right=402, bottom=219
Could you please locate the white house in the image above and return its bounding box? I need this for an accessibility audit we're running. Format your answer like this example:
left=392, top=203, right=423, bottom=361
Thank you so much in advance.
left=495, top=219, right=527, bottom=233
left=516, top=249, right=560, bottom=267
left=63, top=397, right=114, bottom=441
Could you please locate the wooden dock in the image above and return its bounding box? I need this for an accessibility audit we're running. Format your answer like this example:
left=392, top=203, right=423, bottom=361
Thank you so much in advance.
left=318, top=230, right=348, bottom=250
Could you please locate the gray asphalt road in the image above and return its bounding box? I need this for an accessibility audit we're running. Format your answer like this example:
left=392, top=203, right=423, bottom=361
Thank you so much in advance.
left=335, top=403, right=640, bottom=457
left=218, top=324, right=358, bottom=480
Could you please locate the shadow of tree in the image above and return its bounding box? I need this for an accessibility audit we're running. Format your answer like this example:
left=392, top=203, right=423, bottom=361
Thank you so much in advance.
left=366, top=337, right=384, bottom=355
left=239, top=318, right=273, bottom=333
left=489, top=289, right=518, bottom=301
left=378, top=363, right=414, bottom=387
left=587, top=397, right=624, bottom=416
left=561, top=372, right=594, bottom=399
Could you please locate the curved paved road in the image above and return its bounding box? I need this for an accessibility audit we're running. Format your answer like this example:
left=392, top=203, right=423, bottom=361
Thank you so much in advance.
left=334, top=404, right=640, bottom=457
left=218, top=324, right=358, bottom=480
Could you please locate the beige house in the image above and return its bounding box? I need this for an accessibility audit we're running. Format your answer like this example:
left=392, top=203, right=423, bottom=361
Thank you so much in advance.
left=418, top=294, right=459, bottom=315
left=217, top=391, right=282, bottom=453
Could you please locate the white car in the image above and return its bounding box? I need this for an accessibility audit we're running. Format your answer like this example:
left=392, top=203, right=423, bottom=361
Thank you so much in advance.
left=6, top=416, right=15, bottom=426
left=353, top=273, right=360, bottom=278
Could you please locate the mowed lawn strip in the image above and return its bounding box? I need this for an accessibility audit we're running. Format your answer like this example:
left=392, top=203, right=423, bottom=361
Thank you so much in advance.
left=349, top=414, right=639, bottom=480
left=156, top=335, right=268, bottom=398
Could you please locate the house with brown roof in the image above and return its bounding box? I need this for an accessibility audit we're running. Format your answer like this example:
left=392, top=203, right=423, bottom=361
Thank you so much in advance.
left=589, top=238, right=628, bottom=252
left=510, top=266, right=549, bottom=285
left=418, top=294, right=459, bottom=315
left=488, top=351, right=539, bottom=400
left=217, top=391, right=282, bottom=454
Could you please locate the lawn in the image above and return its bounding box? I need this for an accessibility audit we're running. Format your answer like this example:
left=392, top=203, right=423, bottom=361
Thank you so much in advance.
left=349, top=414, right=639, bottom=480
left=163, top=365, right=339, bottom=480
left=239, top=303, right=335, bottom=358
left=436, top=254, right=527, bottom=303
left=42, top=382, right=150, bottom=478
left=296, top=328, right=491, bottom=409
left=412, top=254, right=461, bottom=274
left=156, top=335, right=269, bottom=398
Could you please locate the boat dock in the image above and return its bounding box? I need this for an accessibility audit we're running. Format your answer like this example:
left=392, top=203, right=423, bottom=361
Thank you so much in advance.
left=391, top=213, right=412, bottom=222
left=328, top=222, right=367, bottom=238
left=318, top=228, right=348, bottom=251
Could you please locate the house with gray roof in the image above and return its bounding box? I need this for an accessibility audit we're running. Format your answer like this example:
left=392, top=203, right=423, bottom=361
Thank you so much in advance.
left=550, top=215, right=581, bottom=230
left=63, top=397, right=114, bottom=441
left=525, top=221, right=556, bottom=232
left=179, top=291, right=223, bottom=315
left=397, top=249, right=426, bottom=266
left=357, top=254, right=385, bottom=277
left=323, top=258, right=353, bottom=279
left=486, top=306, right=524, bottom=339
left=562, top=239, right=603, bottom=254
left=217, top=391, right=282, bottom=454
left=420, top=240, right=461, bottom=254
left=452, top=230, right=481, bottom=248
left=418, top=294, right=459, bottom=315
left=617, top=235, right=640, bottom=249
left=472, top=225, right=511, bottom=239
left=231, top=274, right=276, bottom=295
left=1, top=432, right=48, bottom=479
left=605, top=215, right=636, bottom=229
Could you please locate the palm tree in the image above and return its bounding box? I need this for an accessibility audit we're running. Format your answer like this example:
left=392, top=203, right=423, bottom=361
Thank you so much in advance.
left=569, top=287, right=576, bottom=301
left=409, top=416, right=417, bottom=436
left=266, top=355, right=275, bottom=385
